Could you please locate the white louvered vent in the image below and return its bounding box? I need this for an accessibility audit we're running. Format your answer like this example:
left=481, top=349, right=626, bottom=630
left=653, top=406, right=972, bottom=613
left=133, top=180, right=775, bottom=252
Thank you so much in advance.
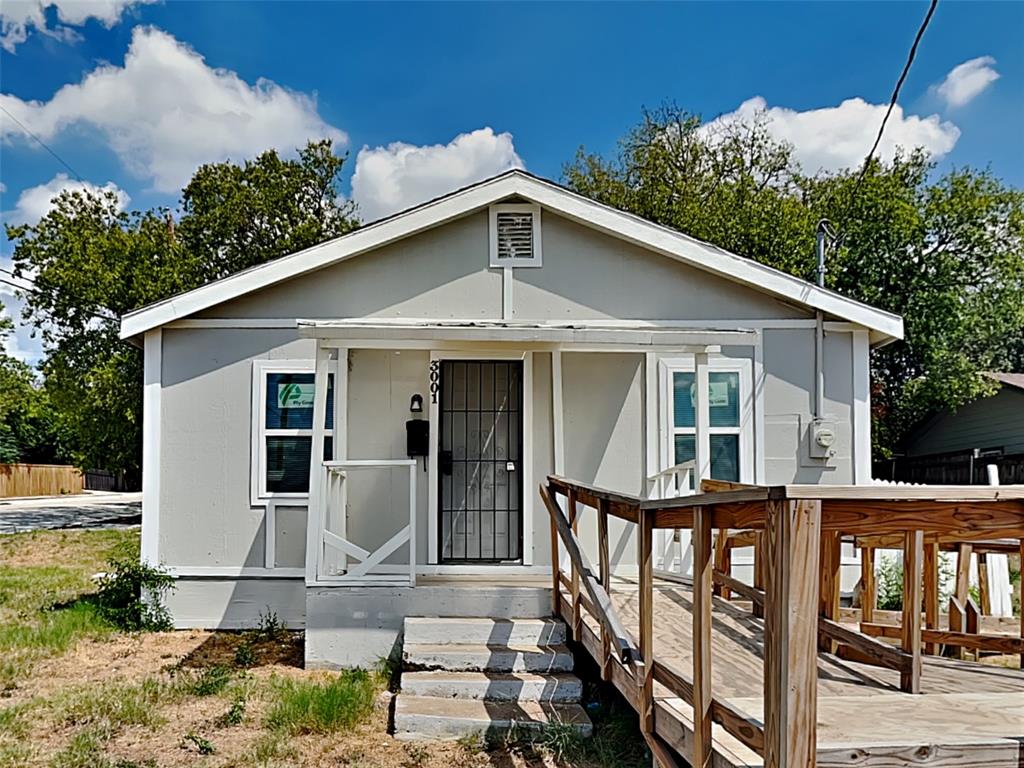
left=496, top=212, right=534, bottom=261
left=489, top=203, right=542, bottom=267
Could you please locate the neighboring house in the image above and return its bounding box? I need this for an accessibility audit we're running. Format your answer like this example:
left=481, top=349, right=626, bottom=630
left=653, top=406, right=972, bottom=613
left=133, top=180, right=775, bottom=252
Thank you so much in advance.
left=898, top=372, right=1024, bottom=483
left=118, top=170, right=903, bottom=667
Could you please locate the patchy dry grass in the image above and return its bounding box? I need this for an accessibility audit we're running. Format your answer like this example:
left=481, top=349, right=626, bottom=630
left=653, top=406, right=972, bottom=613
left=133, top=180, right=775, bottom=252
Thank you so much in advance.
left=0, top=528, right=649, bottom=768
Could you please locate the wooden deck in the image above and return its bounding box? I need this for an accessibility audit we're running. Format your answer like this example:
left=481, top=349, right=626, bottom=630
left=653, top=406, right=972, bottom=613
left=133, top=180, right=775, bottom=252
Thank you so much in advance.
left=603, top=579, right=1024, bottom=766
left=542, top=476, right=1024, bottom=768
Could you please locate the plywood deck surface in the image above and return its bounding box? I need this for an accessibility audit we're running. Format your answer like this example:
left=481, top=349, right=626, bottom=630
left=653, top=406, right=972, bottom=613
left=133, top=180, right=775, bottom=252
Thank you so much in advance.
left=604, top=580, right=1024, bottom=765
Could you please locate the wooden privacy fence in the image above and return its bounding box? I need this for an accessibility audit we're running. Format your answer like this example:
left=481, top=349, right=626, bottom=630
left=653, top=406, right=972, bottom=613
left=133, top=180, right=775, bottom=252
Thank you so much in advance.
left=542, top=475, right=1024, bottom=768
left=0, top=463, right=83, bottom=498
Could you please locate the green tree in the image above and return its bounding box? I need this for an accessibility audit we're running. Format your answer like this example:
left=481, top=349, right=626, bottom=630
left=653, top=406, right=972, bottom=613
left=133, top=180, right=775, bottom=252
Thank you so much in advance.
left=5, top=140, right=358, bottom=483
left=564, top=105, right=1024, bottom=456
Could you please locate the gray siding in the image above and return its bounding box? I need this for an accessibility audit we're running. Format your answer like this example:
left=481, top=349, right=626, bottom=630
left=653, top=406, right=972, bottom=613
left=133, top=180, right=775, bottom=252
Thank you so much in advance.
left=199, top=210, right=810, bottom=323
left=906, top=387, right=1024, bottom=457
left=160, top=328, right=312, bottom=567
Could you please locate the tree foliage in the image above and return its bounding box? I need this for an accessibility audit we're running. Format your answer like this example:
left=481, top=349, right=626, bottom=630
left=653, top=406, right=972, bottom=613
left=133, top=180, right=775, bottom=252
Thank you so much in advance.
left=565, top=105, right=1024, bottom=455
left=5, top=140, right=358, bottom=482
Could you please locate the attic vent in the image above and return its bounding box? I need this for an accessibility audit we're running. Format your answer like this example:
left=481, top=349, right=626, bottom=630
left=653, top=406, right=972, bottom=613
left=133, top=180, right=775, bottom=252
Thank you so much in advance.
left=489, top=203, right=542, bottom=267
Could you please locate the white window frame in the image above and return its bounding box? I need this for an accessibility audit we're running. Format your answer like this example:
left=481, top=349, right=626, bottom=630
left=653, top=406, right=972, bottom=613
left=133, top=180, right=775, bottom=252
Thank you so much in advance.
left=489, top=203, right=543, bottom=268
left=251, top=359, right=335, bottom=505
left=659, top=355, right=754, bottom=486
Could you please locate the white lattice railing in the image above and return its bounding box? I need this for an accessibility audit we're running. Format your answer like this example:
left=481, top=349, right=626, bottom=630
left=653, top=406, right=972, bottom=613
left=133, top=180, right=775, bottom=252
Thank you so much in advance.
left=647, top=460, right=695, bottom=576
left=317, top=459, right=417, bottom=586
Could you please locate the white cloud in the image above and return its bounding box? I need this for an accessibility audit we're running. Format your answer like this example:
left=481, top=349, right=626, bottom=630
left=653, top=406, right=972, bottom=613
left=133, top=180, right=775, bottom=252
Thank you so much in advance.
left=9, top=173, right=129, bottom=225
left=0, top=261, right=43, bottom=364
left=1, top=0, right=154, bottom=52
left=936, top=56, right=1000, bottom=108
left=704, top=96, right=960, bottom=174
left=0, top=26, right=346, bottom=192
left=351, top=127, right=523, bottom=222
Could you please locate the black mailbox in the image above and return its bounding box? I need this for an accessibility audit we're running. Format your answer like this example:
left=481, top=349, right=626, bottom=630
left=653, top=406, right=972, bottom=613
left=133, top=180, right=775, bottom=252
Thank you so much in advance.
left=406, top=419, right=429, bottom=458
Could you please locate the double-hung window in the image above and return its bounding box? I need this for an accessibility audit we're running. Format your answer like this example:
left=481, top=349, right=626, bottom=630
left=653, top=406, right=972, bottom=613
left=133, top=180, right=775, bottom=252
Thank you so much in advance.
left=660, top=356, right=753, bottom=486
left=252, top=360, right=334, bottom=503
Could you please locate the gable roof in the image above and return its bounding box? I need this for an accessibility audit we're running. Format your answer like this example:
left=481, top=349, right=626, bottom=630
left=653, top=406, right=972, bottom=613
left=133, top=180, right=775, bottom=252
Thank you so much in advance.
left=119, top=169, right=904, bottom=344
left=987, top=372, right=1024, bottom=392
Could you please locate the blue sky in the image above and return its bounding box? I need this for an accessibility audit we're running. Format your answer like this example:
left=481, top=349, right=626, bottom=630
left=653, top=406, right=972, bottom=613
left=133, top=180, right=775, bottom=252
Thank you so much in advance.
left=2, top=1, right=1022, bottom=362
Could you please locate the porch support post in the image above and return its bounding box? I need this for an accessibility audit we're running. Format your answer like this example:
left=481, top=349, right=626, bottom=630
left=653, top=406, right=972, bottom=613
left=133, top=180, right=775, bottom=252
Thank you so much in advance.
left=694, top=350, right=711, bottom=483
left=305, top=340, right=331, bottom=583
left=764, top=497, right=820, bottom=768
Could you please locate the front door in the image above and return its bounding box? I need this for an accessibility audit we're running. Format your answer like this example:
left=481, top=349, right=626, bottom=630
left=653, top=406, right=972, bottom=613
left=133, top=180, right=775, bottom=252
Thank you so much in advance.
left=438, top=360, right=523, bottom=562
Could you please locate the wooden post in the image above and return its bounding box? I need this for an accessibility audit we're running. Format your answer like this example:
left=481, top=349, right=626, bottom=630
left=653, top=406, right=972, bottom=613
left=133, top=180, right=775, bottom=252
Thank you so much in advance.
left=549, top=485, right=561, bottom=617
left=638, top=508, right=655, bottom=736
left=977, top=552, right=991, bottom=615
left=753, top=532, right=765, bottom=619
left=923, top=542, right=939, bottom=655
left=713, top=532, right=731, bottom=599
left=692, top=508, right=713, bottom=767
left=818, top=531, right=841, bottom=653
left=764, top=498, right=820, bottom=768
left=955, top=543, right=972, bottom=606
left=901, top=530, right=923, bottom=693
left=597, top=498, right=611, bottom=681
left=948, top=596, right=966, bottom=660
left=1020, top=539, right=1024, bottom=669
left=568, top=488, right=581, bottom=638
left=860, top=546, right=876, bottom=624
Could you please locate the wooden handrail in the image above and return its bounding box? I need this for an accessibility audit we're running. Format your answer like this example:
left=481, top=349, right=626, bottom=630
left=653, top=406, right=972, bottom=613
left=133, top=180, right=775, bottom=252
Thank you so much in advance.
left=540, top=483, right=637, bottom=663
left=860, top=622, right=1024, bottom=655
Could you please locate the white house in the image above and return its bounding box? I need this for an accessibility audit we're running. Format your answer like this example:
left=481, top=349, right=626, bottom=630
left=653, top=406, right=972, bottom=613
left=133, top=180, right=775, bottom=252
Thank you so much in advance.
left=119, top=170, right=903, bottom=668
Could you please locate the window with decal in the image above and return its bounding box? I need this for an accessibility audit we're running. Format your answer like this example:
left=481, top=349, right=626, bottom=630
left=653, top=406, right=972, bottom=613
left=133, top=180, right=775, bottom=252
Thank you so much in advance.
left=662, top=357, right=753, bottom=488
left=253, top=363, right=334, bottom=499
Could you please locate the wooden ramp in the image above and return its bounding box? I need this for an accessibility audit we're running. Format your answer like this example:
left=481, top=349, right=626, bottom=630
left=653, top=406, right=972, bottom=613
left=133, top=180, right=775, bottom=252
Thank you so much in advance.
left=541, top=477, right=1024, bottom=768
left=607, top=581, right=1024, bottom=767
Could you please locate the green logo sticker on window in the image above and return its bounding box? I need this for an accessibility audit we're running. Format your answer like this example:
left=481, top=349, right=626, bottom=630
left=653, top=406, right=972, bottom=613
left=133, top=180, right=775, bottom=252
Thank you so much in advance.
left=278, top=382, right=315, bottom=408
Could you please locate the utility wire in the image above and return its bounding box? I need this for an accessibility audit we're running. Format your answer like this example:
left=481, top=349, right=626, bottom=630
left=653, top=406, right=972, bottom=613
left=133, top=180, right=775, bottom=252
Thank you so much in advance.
left=0, top=103, right=85, bottom=182
left=837, top=0, right=939, bottom=234
left=0, top=276, right=119, bottom=322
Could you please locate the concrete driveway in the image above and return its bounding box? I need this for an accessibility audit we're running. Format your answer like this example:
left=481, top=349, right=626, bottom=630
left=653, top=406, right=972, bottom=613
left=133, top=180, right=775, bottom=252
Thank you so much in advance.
left=0, top=492, right=142, bottom=533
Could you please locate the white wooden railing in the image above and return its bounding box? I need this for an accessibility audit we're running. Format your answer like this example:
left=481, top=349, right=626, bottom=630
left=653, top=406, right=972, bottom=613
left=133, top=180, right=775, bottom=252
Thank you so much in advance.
left=647, top=460, right=695, bottom=576
left=316, top=459, right=417, bottom=586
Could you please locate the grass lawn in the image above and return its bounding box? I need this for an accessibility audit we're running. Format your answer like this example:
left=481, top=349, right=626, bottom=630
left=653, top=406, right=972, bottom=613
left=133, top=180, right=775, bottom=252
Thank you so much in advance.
left=0, top=528, right=649, bottom=768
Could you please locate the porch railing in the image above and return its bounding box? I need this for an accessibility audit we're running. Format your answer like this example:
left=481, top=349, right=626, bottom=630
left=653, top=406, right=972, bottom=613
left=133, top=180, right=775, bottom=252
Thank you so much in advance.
left=316, top=459, right=417, bottom=586
left=647, top=460, right=694, bottom=576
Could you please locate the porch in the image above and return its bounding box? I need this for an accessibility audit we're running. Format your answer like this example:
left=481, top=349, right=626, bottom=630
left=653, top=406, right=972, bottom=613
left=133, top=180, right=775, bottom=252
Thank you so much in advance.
left=296, top=318, right=755, bottom=588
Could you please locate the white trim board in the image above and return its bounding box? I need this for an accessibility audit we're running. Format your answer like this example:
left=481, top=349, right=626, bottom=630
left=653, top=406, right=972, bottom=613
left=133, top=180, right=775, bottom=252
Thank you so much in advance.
left=141, top=329, right=162, bottom=566
left=121, top=170, right=902, bottom=344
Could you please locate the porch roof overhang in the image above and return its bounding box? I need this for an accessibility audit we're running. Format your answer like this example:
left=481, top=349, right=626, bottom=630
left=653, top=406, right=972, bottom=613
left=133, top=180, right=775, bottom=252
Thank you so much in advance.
left=296, top=318, right=757, bottom=350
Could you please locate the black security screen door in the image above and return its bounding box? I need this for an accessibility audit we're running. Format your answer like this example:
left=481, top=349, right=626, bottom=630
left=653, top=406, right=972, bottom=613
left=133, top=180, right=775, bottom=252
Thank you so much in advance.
left=438, top=360, right=523, bottom=562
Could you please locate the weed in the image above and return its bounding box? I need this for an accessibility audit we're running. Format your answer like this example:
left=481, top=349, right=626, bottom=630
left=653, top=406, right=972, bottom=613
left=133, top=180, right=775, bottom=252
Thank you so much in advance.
left=534, top=717, right=584, bottom=760
left=234, top=641, right=256, bottom=668
left=49, top=729, right=106, bottom=768
left=264, top=669, right=378, bottom=735
left=403, top=742, right=430, bottom=766
left=218, top=696, right=246, bottom=727
left=455, top=731, right=486, bottom=752
left=182, top=732, right=215, bottom=755
left=241, top=732, right=294, bottom=767
left=93, top=546, right=174, bottom=632
left=255, top=607, right=285, bottom=642
left=112, top=760, right=157, bottom=768
left=180, top=665, right=233, bottom=696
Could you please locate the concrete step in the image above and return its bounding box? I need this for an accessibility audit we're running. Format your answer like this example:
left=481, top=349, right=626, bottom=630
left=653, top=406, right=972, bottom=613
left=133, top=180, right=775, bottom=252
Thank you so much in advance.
left=404, top=643, right=575, bottom=674
left=401, top=670, right=583, bottom=703
left=393, top=695, right=593, bottom=742
left=404, top=617, right=567, bottom=647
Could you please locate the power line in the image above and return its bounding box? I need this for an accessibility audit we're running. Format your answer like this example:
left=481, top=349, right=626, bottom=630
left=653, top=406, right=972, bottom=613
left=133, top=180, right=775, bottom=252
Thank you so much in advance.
left=0, top=275, right=119, bottom=322
left=837, top=0, right=939, bottom=233
left=0, top=103, right=85, bottom=182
